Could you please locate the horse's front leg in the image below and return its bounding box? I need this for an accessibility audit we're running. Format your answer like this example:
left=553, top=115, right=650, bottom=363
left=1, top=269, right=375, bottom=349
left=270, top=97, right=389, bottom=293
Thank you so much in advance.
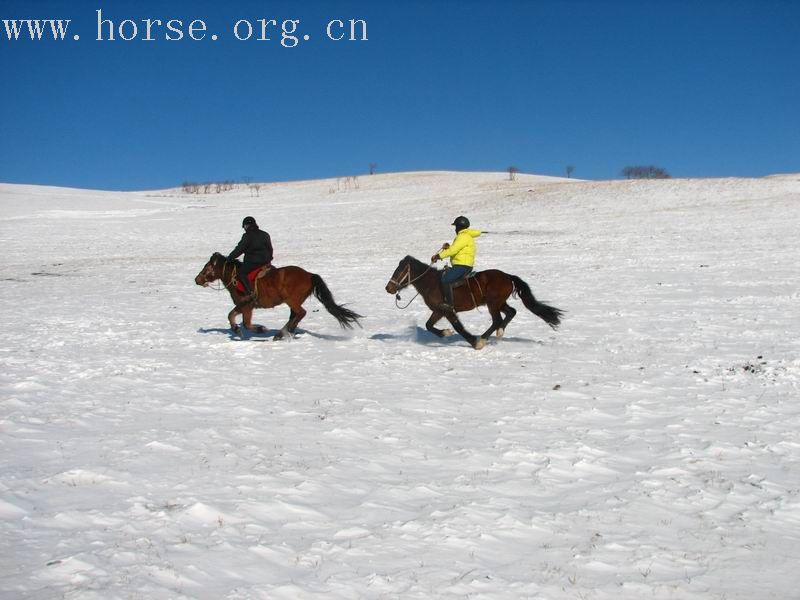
left=426, top=311, right=454, bottom=338
left=227, top=306, right=242, bottom=335
left=241, top=306, right=258, bottom=332
left=443, top=312, right=482, bottom=349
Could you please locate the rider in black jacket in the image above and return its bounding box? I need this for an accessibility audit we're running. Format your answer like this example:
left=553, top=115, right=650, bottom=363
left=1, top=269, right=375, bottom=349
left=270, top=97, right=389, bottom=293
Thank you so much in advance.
left=228, top=216, right=273, bottom=302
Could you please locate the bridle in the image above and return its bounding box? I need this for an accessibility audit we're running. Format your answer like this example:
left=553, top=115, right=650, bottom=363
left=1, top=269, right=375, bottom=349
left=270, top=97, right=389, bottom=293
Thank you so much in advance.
left=389, top=264, right=412, bottom=291
left=390, top=262, right=432, bottom=291
left=391, top=262, right=433, bottom=309
left=202, top=258, right=237, bottom=291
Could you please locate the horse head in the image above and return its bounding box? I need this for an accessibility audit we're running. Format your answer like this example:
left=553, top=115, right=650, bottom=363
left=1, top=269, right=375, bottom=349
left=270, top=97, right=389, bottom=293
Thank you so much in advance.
left=194, top=253, right=229, bottom=287
left=385, top=255, right=428, bottom=294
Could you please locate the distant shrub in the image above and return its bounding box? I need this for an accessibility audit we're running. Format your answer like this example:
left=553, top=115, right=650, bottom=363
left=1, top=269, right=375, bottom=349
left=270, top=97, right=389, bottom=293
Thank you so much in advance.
left=622, top=165, right=671, bottom=179
left=181, top=180, right=236, bottom=194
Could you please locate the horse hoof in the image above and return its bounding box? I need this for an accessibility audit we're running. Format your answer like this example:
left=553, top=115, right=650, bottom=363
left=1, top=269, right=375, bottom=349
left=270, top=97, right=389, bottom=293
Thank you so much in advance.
left=254, top=325, right=267, bottom=334
left=474, top=338, right=487, bottom=350
left=496, top=328, right=505, bottom=339
left=442, top=328, right=454, bottom=337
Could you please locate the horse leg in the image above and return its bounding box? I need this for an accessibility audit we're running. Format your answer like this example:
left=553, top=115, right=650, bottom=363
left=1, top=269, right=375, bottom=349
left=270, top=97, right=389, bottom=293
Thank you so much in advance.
left=444, top=312, right=481, bottom=349
left=290, top=306, right=307, bottom=332
left=497, top=302, right=517, bottom=338
left=481, top=304, right=505, bottom=340
left=241, top=305, right=259, bottom=332
left=287, top=305, right=307, bottom=333
left=227, top=306, right=242, bottom=335
left=425, top=311, right=454, bottom=337
left=275, top=303, right=306, bottom=340
left=285, top=309, right=297, bottom=332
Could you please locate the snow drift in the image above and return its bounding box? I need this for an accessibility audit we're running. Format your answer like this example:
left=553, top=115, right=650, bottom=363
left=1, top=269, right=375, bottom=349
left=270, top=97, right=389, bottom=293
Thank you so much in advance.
left=1, top=171, right=799, bottom=599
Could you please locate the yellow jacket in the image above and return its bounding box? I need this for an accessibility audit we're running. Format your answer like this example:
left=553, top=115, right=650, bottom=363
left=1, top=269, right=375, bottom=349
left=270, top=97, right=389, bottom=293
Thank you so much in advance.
left=438, top=228, right=481, bottom=267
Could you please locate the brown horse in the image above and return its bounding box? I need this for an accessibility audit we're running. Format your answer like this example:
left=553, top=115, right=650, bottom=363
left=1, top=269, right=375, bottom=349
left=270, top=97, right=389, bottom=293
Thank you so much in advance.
left=385, top=255, right=563, bottom=349
left=195, top=253, right=362, bottom=339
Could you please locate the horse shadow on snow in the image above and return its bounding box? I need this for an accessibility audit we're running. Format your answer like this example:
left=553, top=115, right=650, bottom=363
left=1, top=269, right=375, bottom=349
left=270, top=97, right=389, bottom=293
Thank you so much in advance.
left=369, top=325, right=545, bottom=347
left=197, top=327, right=349, bottom=342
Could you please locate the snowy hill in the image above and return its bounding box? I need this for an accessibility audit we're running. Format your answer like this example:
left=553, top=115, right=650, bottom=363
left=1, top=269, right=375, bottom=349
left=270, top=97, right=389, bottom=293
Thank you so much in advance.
left=1, top=171, right=799, bottom=599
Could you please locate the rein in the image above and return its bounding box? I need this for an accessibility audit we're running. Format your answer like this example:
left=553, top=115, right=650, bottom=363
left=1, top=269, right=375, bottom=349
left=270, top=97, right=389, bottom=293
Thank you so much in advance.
left=395, top=291, right=420, bottom=309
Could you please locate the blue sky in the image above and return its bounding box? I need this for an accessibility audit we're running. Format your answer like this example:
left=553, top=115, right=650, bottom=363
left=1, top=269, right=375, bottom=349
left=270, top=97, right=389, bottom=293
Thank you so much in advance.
left=1, top=0, right=798, bottom=190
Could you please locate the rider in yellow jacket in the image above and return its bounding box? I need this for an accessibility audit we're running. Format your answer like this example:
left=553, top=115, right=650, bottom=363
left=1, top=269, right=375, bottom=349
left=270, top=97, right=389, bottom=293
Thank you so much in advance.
left=431, top=216, right=481, bottom=311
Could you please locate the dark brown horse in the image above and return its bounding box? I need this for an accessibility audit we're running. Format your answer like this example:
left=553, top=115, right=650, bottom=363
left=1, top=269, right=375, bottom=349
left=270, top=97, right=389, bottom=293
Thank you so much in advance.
left=385, top=255, right=563, bottom=349
left=195, top=253, right=362, bottom=339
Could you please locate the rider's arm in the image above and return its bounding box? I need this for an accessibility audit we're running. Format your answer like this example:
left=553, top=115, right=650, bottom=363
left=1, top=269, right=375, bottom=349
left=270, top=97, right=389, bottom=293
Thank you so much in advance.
left=264, top=232, right=274, bottom=263
left=227, top=234, right=247, bottom=260
left=438, top=233, right=467, bottom=259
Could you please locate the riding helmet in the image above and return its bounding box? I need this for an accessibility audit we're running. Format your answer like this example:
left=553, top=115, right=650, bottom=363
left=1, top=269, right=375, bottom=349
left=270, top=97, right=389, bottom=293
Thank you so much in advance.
left=242, top=216, right=257, bottom=228
left=452, top=216, right=470, bottom=231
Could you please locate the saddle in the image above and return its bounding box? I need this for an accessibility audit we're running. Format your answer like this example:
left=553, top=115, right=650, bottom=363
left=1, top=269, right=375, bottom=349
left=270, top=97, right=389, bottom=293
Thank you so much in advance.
left=234, top=264, right=272, bottom=293
left=438, top=268, right=480, bottom=312
left=441, top=268, right=477, bottom=289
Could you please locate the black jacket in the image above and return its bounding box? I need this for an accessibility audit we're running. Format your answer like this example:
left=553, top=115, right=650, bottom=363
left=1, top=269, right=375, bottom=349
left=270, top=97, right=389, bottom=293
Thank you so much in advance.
left=228, top=227, right=273, bottom=265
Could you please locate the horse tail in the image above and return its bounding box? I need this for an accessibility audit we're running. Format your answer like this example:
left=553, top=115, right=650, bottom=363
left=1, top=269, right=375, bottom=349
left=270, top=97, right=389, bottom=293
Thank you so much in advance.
left=510, top=275, right=563, bottom=330
left=311, top=274, right=363, bottom=329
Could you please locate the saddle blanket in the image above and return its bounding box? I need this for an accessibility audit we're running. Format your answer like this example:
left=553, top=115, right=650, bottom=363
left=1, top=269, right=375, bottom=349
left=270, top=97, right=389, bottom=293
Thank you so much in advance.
left=235, top=264, right=271, bottom=293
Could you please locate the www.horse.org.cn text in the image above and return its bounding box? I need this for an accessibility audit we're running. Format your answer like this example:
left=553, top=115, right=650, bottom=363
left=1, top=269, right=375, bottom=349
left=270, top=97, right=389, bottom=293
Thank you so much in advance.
left=1, top=10, right=369, bottom=47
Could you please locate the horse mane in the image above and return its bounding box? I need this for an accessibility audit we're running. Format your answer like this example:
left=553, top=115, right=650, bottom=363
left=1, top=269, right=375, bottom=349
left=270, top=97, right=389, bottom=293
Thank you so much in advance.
left=403, top=255, right=429, bottom=271
left=211, top=252, right=240, bottom=266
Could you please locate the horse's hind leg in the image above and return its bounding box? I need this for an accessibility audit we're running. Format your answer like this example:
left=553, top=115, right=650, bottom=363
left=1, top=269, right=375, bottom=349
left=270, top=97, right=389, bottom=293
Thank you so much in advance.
left=275, top=303, right=306, bottom=340
left=496, top=302, right=517, bottom=338
left=288, top=306, right=307, bottom=333
left=481, top=305, right=505, bottom=340
left=426, top=311, right=454, bottom=337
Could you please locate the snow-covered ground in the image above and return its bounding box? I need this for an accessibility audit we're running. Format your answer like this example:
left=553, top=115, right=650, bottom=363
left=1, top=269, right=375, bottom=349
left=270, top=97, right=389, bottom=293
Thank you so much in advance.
left=1, top=171, right=799, bottom=599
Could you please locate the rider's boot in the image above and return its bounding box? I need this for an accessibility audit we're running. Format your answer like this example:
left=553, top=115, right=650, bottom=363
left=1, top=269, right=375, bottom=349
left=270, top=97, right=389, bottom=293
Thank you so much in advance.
left=237, top=274, right=257, bottom=306
left=438, top=282, right=455, bottom=313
